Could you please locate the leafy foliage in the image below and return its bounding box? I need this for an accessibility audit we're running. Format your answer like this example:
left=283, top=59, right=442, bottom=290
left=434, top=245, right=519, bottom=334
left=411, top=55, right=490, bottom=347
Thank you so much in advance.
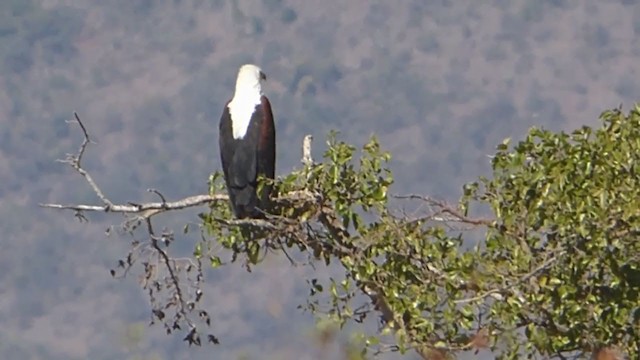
left=193, top=108, right=640, bottom=359
left=463, top=105, right=640, bottom=358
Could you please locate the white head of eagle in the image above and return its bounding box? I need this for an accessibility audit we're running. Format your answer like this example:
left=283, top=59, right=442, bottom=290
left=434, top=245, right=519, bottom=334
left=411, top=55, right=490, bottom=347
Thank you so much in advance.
left=228, top=64, right=267, bottom=139
left=218, top=64, right=276, bottom=219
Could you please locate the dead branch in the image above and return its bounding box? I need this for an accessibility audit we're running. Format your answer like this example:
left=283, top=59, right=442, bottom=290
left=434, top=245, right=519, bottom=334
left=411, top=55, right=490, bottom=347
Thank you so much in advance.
left=43, top=113, right=223, bottom=345
left=40, top=113, right=316, bottom=222
left=40, top=113, right=226, bottom=219
left=40, top=194, right=225, bottom=214
left=58, top=112, right=114, bottom=209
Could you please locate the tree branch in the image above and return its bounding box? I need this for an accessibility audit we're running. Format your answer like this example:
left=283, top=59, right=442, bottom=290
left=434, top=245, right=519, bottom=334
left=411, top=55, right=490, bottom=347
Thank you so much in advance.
left=39, top=114, right=225, bottom=218
left=40, top=194, right=226, bottom=214
left=43, top=113, right=222, bottom=345
left=57, top=112, right=114, bottom=209
left=41, top=114, right=316, bottom=221
left=41, top=114, right=228, bottom=218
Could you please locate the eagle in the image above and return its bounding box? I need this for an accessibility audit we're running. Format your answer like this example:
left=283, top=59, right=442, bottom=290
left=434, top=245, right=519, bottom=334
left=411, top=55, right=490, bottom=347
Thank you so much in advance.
left=218, top=64, right=276, bottom=219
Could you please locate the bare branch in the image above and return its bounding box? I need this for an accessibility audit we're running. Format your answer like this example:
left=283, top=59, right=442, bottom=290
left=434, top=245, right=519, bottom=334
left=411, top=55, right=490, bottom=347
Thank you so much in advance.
left=147, top=188, right=168, bottom=206
left=146, top=218, right=191, bottom=326
left=58, top=112, right=114, bottom=209
left=41, top=114, right=230, bottom=220
left=71, top=112, right=91, bottom=166
left=40, top=194, right=226, bottom=213
left=44, top=113, right=219, bottom=345
left=42, top=117, right=318, bottom=220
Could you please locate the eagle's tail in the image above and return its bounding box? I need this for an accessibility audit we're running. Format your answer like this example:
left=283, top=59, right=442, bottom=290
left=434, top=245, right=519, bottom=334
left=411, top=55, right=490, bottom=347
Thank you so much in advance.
left=230, top=186, right=260, bottom=219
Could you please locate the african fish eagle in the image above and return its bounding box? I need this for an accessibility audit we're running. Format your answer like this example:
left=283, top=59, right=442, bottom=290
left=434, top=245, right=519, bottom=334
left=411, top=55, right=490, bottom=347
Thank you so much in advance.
left=218, top=64, right=276, bottom=219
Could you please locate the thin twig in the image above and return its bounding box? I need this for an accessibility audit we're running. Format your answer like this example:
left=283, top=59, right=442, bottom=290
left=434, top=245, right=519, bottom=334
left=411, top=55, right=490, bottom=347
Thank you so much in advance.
left=147, top=217, right=192, bottom=327
left=58, top=112, right=114, bottom=209
left=148, top=188, right=168, bottom=206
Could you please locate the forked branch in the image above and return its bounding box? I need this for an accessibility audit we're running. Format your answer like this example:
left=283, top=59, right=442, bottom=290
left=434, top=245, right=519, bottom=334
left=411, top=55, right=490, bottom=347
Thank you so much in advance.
left=43, top=113, right=223, bottom=345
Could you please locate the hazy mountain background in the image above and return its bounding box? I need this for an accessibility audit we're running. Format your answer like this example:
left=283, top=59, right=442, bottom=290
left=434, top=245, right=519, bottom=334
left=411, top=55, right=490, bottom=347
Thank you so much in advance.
left=2, top=0, right=639, bottom=359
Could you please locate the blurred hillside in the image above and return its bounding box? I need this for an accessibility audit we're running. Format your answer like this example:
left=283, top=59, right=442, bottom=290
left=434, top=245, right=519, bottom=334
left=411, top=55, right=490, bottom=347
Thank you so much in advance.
left=1, top=0, right=639, bottom=359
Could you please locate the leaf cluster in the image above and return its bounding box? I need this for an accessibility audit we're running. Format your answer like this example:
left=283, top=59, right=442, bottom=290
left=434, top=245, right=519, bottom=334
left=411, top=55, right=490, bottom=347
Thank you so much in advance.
left=462, top=106, right=640, bottom=358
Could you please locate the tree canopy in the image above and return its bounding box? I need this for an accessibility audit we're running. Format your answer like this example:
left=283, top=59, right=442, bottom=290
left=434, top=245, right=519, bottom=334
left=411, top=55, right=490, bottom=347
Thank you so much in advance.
left=44, top=106, right=640, bottom=359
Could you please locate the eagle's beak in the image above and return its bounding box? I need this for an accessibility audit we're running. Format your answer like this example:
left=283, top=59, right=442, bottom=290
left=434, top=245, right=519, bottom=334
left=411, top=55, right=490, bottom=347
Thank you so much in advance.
left=260, top=71, right=267, bottom=81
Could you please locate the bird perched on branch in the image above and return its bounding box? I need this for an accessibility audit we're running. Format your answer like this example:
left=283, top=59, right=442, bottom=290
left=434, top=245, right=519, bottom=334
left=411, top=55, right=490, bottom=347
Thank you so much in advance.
left=219, top=64, right=276, bottom=219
